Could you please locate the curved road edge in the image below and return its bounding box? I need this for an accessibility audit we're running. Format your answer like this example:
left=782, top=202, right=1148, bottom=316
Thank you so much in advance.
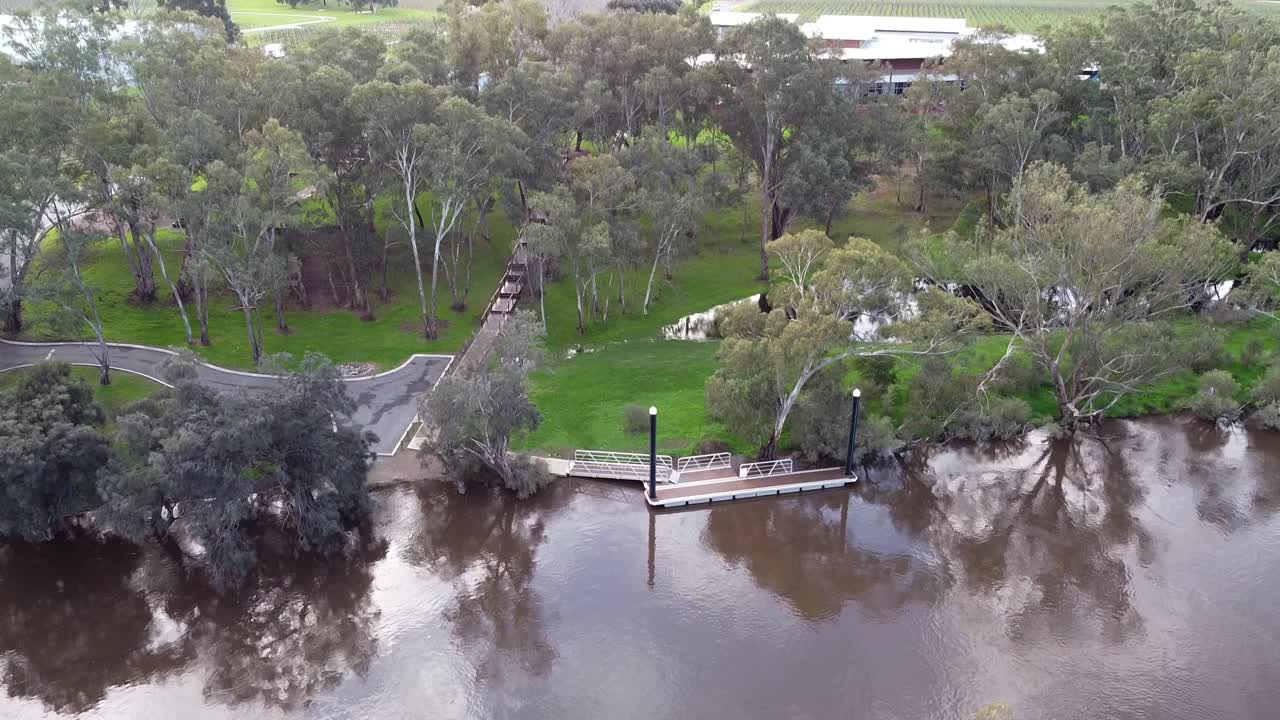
left=0, top=338, right=453, bottom=456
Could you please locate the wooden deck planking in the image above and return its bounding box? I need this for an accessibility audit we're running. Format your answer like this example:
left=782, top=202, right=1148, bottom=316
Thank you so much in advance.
left=648, top=467, right=853, bottom=508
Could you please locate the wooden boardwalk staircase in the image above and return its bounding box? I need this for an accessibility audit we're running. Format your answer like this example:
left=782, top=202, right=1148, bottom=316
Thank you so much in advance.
left=451, top=236, right=530, bottom=376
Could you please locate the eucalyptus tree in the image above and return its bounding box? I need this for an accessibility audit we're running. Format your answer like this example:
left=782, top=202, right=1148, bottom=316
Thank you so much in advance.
left=122, top=16, right=240, bottom=345
left=0, top=11, right=115, bottom=333
left=480, top=60, right=578, bottom=221
left=73, top=96, right=163, bottom=304
left=352, top=79, right=443, bottom=338
left=441, top=0, right=550, bottom=95
left=97, top=353, right=375, bottom=589
left=29, top=230, right=114, bottom=385
left=708, top=234, right=988, bottom=459
left=291, top=52, right=385, bottom=319
left=0, top=363, right=108, bottom=542
left=708, top=16, right=868, bottom=279
left=547, top=9, right=712, bottom=149
left=1045, top=0, right=1280, bottom=252
left=923, top=163, right=1237, bottom=429
left=525, top=153, right=635, bottom=334
left=421, top=311, right=551, bottom=497
left=419, top=97, right=527, bottom=327
left=206, top=121, right=322, bottom=364
left=621, top=132, right=705, bottom=315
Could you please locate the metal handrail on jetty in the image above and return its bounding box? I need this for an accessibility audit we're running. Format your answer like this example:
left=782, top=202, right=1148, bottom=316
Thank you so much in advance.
left=677, top=453, right=731, bottom=473
left=569, top=450, right=673, bottom=482
left=739, top=459, right=793, bottom=479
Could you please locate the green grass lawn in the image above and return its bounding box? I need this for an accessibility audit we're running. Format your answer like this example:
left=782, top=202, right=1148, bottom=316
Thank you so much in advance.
left=22, top=199, right=514, bottom=371
left=0, top=365, right=163, bottom=421
left=518, top=341, right=742, bottom=458
left=229, top=0, right=440, bottom=32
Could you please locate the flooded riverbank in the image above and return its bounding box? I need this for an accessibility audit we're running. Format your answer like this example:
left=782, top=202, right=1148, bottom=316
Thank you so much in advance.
left=3, top=416, right=1280, bottom=719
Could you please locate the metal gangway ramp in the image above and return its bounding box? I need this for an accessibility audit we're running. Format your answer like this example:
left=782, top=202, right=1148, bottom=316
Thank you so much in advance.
left=568, top=450, right=674, bottom=483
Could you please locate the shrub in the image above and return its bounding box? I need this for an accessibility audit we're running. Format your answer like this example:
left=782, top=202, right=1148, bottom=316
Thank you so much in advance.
left=1241, top=337, right=1266, bottom=368
left=606, top=0, right=680, bottom=13
left=1252, top=361, right=1280, bottom=406
left=991, top=355, right=1050, bottom=395
left=901, top=357, right=973, bottom=440
left=622, top=404, right=649, bottom=434
left=854, top=355, right=897, bottom=390
left=1187, top=329, right=1230, bottom=373
left=853, top=413, right=901, bottom=463
left=948, top=396, right=1033, bottom=441
left=1255, top=402, right=1280, bottom=431
left=1191, top=370, right=1240, bottom=422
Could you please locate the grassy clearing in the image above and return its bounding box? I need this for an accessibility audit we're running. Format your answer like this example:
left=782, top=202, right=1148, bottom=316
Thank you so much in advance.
left=0, top=365, right=162, bottom=421
left=738, top=0, right=1280, bottom=34
left=519, top=341, right=741, bottom=457
left=22, top=199, right=513, bottom=371
left=518, top=183, right=954, bottom=455
left=229, top=0, right=440, bottom=31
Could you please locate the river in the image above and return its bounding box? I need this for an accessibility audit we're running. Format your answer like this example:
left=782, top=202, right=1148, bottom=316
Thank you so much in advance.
left=3, top=416, right=1280, bottom=719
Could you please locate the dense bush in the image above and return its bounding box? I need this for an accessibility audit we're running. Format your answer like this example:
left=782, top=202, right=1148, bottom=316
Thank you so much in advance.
left=1241, top=337, right=1266, bottom=368
left=852, top=413, right=902, bottom=463
left=947, top=396, right=1033, bottom=441
left=854, top=356, right=897, bottom=392
left=622, top=403, right=649, bottom=434
left=1255, top=402, right=1280, bottom=431
left=1191, top=370, right=1240, bottom=422
left=901, top=357, right=973, bottom=440
left=1252, top=361, right=1280, bottom=406
left=789, top=372, right=902, bottom=464
left=1187, top=328, right=1230, bottom=373
left=606, top=0, right=681, bottom=13
left=991, top=355, right=1049, bottom=396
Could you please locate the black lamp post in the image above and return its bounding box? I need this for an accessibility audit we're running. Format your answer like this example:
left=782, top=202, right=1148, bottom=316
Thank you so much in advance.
left=648, top=405, right=658, bottom=501
left=844, top=388, right=862, bottom=477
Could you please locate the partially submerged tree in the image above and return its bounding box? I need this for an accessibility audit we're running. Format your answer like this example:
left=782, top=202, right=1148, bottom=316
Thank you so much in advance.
left=96, top=352, right=375, bottom=589
left=420, top=311, right=551, bottom=496
left=0, top=363, right=108, bottom=541
left=926, top=163, right=1237, bottom=428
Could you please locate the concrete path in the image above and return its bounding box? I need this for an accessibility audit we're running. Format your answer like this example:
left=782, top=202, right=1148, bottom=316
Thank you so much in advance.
left=0, top=339, right=452, bottom=456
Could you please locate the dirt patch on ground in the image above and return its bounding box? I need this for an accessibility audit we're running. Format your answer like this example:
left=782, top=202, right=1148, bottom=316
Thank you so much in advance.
left=398, top=319, right=450, bottom=336
left=337, top=361, right=376, bottom=378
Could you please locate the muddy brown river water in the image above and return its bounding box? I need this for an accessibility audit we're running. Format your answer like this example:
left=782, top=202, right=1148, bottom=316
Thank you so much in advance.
left=3, top=416, right=1280, bottom=719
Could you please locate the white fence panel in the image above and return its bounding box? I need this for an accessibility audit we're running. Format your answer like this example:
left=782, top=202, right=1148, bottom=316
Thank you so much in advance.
left=739, top=459, right=794, bottom=479
left=676, top=452, right=731, bottom=473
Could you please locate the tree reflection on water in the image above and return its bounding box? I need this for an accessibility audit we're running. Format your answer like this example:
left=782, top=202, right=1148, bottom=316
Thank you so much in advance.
left=404, top=482, right=571, bottom=685
left=0, top=537, right=189, bottom=714
left=0, top=527, right=386, bottom=715
left=702, top=429, right=1157, bottom=642
left=702, top=492, right=949, bottom=624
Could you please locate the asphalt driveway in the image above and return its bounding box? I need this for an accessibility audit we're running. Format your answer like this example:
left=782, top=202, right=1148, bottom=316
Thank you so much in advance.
left=0, top=339, right=452, bottom=455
